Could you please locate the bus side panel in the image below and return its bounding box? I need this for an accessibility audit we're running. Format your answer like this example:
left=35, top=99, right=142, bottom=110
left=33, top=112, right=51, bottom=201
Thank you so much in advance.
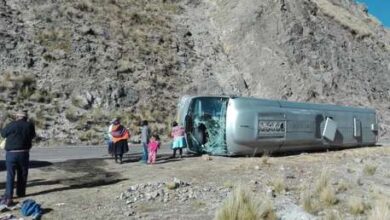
left=359, top=112, right=377, bottom=145
left=226, top=99, right=282, bottom=155
left=281, top=109, right=324, bottom=149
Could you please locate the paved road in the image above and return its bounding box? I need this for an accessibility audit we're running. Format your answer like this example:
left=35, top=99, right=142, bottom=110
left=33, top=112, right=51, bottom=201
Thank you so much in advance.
left=0, top=144, right=175, bottom=163
left=1, top=141, right=388, bottom=163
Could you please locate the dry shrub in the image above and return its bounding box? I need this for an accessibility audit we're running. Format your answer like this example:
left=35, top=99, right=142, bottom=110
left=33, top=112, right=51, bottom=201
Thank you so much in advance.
left=78, top=130, right=100, bottom=143
left=301, top=168, right=338, bottom=213
left=348, top=196, right=366, bottom=215
left=315, top=169, right=330, bottom=193
left=319, top=185, right=338, bottom=206
left=261, top=154, right=271, bottom=165
left=368, top=199, right=390, bottom=220
left=301, top=190, right=318, bottom=214
left=214, top=187, right=276, bottom=220
left=65, top=107, right=80, bottom=122
left=269, top=176, right=286, bottom=194
left=363, top=163, right=377, bottom=176
left=323, top=209, right=342, bottom=220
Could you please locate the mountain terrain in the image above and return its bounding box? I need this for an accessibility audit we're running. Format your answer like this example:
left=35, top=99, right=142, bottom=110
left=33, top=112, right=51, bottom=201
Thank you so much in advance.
left=0, top=0, right=389, bottom=144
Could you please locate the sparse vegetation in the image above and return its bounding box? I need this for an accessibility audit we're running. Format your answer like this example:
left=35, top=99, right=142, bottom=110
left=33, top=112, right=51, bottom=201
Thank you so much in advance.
left=363, top=163, right=377, bottom=176
left=319, top=185, right=338, bottom=206
left=269, top=176, right=286, bottom=194
left=323, top=209, right=342, bottom=220
left=223, top=180, right=235, bottom=189
left=214, top=187, right=276, bottom=220
left=65, top=107, right=80, bottom=122
left=301, top=168, right=339, bottom=213
left=348, top=196, right=366, bottom=215
left=78, top=130, right=100, bottom=144
left=315, top=169, right=330, bottom=193
left=301, top=190, right=318, bottom=214
left=336, top=179, right=349, bottom=193
left=313, top=0, right=373, bottom=37
left=368, top=199, right=390, bottom=220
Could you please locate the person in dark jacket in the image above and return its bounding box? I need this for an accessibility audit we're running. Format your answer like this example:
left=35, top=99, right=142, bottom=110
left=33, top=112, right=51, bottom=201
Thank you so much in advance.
left=0, top=111, right=35, bottom=206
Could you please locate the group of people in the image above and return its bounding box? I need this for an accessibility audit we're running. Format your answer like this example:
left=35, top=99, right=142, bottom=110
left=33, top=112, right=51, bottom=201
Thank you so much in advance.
left=105, top=118, right=187, bottom=165
left=0, top=110, right=188, bottom=207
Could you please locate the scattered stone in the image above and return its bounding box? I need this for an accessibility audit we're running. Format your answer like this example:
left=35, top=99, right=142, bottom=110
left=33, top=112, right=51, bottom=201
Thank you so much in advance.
left=202, top=154, right=212, bottom=161
left=266, top=188, right=275, bottom=198
left=124, top=211, right=135, bottom=216
left=285, top=173, right=295, bottom=179
left=254, top=165, right=261, bottom=170
left=165, top=182, right=179, bottom=190
left=120, top=192, right=127, bottom=200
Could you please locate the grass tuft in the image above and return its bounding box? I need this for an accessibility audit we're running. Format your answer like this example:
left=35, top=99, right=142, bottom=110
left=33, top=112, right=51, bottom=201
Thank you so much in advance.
left=315, top=169, right=330, bottom=193
left=368, top=199, right=390, bottom=220
left=319, top=185, right=338, bottom=206
left=363, top=163, right=377, bottom=176
left=214, top=187, right=276, bottom=220
left=301, top=190, right=318, bottom=214
left=348, top=196, right=366, bottom=215
left=269, top=176, right=286, bottom=194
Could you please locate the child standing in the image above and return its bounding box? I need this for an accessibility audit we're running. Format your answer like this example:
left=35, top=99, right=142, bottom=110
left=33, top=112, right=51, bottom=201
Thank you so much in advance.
left=148, top=134, right=160, bottom=164
left=171, top=121, right=186, bottom=158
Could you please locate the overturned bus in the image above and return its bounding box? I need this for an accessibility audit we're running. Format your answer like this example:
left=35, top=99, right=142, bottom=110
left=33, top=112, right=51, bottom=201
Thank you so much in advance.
left=177, top=96, right=378, bottom=156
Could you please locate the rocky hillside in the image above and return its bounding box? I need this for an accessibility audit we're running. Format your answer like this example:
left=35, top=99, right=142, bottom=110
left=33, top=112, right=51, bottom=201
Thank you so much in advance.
left=0, top=0, right=389, bottom=144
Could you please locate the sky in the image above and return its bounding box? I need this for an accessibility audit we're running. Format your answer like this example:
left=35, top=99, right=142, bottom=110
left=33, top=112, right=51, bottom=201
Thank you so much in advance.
left=356, top=0, right=390, bottom=27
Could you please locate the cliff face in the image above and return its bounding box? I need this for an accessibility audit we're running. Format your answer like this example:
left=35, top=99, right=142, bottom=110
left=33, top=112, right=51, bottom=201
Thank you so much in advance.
left=0, top=0, right=389, bottom=144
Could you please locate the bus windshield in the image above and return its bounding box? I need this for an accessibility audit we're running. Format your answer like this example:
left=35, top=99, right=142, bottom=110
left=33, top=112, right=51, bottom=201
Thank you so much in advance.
left=185, top=97, right=228, bottom=155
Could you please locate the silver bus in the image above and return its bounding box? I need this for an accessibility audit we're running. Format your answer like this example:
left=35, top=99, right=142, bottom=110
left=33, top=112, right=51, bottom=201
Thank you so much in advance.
left=177, top=95, right=378, bottom=156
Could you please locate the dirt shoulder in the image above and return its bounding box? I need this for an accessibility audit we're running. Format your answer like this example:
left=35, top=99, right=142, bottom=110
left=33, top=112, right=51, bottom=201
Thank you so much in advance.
left=0, top=145, right=389, bottom=219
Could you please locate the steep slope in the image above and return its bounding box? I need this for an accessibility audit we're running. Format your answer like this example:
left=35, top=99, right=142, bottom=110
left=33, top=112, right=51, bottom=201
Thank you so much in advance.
left=0, top=0, right=389, bottom=144
left=179, top=0, right=390, bottom=139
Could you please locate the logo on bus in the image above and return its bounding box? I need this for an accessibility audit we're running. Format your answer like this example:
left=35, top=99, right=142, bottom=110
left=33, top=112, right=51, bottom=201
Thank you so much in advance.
left=258, top=120, right=286, bottom=138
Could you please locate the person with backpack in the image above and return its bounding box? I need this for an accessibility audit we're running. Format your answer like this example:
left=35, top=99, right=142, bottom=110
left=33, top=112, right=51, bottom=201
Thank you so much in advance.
left=110, top=118, right=129, bottom=164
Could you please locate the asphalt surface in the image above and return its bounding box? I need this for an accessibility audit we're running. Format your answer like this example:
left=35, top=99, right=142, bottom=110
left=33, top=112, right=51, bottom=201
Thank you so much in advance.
left=0, top=143, right=175, bottom=163
left=1, top=141, right=388, bottom=163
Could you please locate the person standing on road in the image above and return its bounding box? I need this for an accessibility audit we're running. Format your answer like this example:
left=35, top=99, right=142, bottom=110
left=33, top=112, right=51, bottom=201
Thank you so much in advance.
left=147, top=134, right=160, bottom=164
left=0, top=111, right=36, bottom=206
left=111, top=119, right=129, bottom=164
left=105, top=119, right=116, bottom=157
left=171, top=121, right=186, bottom=158
left=140, top=120, right=150, bottom=164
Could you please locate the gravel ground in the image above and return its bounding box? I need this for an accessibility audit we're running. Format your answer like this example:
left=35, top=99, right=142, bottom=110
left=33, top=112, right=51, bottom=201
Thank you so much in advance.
left=0, top=145, right=389, bottom=219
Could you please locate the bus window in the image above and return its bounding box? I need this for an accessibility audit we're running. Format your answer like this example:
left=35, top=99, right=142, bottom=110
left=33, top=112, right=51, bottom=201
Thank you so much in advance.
left=186, top=97, right=228, bottom=155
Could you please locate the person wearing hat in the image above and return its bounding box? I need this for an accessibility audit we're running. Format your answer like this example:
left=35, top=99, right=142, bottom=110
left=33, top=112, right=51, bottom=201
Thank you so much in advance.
left=110, top=118, right=129, bottom=164
left=0, top=110, right=36, bottom=206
